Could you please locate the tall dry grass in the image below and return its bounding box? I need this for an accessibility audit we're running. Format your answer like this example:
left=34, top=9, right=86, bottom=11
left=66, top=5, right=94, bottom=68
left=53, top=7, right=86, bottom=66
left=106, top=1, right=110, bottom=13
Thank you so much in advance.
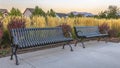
left=1, top=16, right=120, bottom=33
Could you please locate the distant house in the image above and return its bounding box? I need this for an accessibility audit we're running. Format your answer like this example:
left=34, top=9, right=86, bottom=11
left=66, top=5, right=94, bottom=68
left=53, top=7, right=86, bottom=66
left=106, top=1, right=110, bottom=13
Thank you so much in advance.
left=0, top=9, right=8, bottom=17
left=56, top=13, right=68, bottom=18
left=117, top=13, right=120, bottom=16
left=23, top=8, right=35, bottom=17
left=69, top=11, right=95, bottom=17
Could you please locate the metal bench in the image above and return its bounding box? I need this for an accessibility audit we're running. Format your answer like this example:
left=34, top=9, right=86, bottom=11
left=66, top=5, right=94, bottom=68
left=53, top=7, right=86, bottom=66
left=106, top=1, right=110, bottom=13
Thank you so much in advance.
left=74, top=26, right=108, bottom=48
left=10, top=27, right=73, bottom=65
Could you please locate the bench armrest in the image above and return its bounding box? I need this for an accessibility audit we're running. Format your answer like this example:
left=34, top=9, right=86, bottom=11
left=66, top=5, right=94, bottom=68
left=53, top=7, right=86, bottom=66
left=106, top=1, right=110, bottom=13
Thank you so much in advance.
left=77, top=30, right=83, bottom=33
left=11, top=35, right=18, bottom=46
left=68, top=31, right=72, bottom=38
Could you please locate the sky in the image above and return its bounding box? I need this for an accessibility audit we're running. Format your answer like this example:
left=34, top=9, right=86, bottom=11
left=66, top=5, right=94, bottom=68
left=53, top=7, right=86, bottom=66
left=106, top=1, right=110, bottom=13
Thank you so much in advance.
left=0, top=0, right=120, bottom=14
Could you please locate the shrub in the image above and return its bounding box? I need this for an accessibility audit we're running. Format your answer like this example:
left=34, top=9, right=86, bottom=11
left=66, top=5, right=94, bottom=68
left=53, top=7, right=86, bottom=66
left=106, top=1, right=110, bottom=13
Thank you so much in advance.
left=2, top=18, right=26, bottom=48
left=0, top=20, right=3, bottom=49
left=2, top=30, right=10, bottom=48
left=7, top=18, right=26, bottom=31
left=58, top=23, right=72, bottom=37
left=98, top=23, right=110, bottom=34
left=0, top=29, right=3, bottom=40
left=0, top=21, right=3, bottom=39
left=117, top=32, right=120, bottom=38
left=108, top=29, right=117, bottom=37
left=0, top=49, right=9, bottom=56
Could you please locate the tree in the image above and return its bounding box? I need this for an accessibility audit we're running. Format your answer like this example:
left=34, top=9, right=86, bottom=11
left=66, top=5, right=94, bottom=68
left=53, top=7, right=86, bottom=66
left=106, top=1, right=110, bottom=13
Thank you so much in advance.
left=107, top=5, right=119, bottom=19
left=68, top=13, right=75, bottom=18
left=47, top=9, right=56, bottom=17
left=98, top=5, right=120, bottom=19
left=76, top=14, right=83, bottom=17
left=98, top=11, right=107, bottom=18
left=9, top=7, right=22, bottom=16
left=32, top=6, right=46, bottom=17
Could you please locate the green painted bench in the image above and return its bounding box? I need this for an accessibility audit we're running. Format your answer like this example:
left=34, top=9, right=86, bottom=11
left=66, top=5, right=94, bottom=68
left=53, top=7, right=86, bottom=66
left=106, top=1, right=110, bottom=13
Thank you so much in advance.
left=10, top=27, right=73, bottom=65
left=74, top=26, right=108, bottom=48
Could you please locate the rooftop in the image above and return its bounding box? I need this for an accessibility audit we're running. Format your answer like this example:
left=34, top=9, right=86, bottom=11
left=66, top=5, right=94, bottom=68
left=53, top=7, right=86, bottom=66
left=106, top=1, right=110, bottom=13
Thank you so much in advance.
left=0, top=9, right=8, bottom=13
left=56, top=13, right=68, bottom=18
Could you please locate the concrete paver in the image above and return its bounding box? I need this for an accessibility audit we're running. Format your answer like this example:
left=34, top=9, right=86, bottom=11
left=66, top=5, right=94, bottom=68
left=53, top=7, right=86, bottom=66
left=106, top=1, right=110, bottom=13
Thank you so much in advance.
left=0, top=41, right=120, bottom=68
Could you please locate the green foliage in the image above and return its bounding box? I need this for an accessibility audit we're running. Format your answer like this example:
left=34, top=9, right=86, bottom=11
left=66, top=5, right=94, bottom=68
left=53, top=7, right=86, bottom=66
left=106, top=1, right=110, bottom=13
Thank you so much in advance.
left=68, top=13, right=75, bottom=18
left=0, top=49, right=8, bottom=56
left=32, top=6, right=46, bottom=17
left=9, top=7, right=22, bottom=16
left=47, top=9, right=56, bottom=17
left=76, top=14, right=83, bottom=17
left=0, top=12, right=3, bottom=17
left=98, top=11, right=107, bottom=18
left=68, top=13, right=83, bottom=18
left=117, top=32, right=120, bottom=37
left=98, top=5, right=120, bottom=19
left=0, top=21, right=3, bottom=48
left=107, top=5, right=119, bottom=19
left=2, top=30, right=10, bottom=46
left=71, top=28, right=77, bottom=39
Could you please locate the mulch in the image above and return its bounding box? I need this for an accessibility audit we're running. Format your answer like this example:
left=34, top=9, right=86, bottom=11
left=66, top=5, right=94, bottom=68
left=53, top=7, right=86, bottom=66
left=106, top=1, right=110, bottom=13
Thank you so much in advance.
left=108, top=37, right=120, bottom=43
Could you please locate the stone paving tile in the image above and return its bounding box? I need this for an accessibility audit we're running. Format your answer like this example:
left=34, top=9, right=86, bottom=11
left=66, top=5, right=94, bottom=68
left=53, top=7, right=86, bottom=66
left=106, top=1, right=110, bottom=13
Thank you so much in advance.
left=0, top=41, right=120, bottom=68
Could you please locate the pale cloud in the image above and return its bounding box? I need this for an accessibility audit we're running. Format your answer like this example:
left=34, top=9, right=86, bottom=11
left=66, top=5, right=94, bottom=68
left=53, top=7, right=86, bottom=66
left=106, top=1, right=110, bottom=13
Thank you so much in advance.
left=0, top=0, right=120, bottom=14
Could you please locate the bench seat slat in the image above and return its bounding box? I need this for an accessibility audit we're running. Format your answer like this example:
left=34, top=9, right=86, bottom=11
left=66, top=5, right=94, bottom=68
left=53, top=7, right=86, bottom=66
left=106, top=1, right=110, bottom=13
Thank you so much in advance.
left=74, top=26, right=108, bottom=38
left=78, top=34, right=108, bottom=38
left=10, top=27, right=74, bottom=65
left=85, top=34, right=108, bottom=38
left=17, top=37, right=72, bottom=48
left=74, top=26, right=108, bottom=49
left=11, top=27, right=72, bottom=49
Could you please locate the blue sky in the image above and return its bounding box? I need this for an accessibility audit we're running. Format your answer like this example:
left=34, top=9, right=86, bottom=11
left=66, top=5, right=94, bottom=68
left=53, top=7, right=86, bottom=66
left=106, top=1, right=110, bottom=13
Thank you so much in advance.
left=0, top=0, right=120, bottom=14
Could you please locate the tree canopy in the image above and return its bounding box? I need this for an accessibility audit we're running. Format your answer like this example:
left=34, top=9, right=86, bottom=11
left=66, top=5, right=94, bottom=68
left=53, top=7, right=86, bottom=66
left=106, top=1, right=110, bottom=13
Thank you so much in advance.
left=68, top=13, right=75, bottom=18
left=98, top=5, right=120, bottom=19
left=32, top=6, right=46, bottom=17
left=47, top=9, right=56, bottom=17
left=9, top=7, right=22, bottom=16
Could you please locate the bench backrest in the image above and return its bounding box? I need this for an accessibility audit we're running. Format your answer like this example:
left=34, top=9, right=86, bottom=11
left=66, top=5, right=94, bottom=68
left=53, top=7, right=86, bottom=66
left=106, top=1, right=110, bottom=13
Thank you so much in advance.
left=11, top=27, right=65, bottom=47
left=74, top=26, right=100, bottom=37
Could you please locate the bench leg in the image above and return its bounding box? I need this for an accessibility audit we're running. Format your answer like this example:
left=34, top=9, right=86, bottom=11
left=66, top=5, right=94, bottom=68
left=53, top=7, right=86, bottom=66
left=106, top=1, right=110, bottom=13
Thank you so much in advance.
left=63, top=42, right=73, bottom=51
left=10, top=45, right=19, bottom=65
left=81, top=39, right=85, bottom=48
left=67, top=43, right=73, bottom=51
left=14, top=46, right=19, bottom=65
left=104, top=36, right=109, bottom=43
left=81, top=41, right=85, bottom=48
left=10, top=46, right=14, bottom=60
left=74, top=38, right=85, bottom=48
left=69, top=44, right=73, bottom=51
left=74, top=39, right=78, bottom=47
left=62, top=44, right=65, bottom=49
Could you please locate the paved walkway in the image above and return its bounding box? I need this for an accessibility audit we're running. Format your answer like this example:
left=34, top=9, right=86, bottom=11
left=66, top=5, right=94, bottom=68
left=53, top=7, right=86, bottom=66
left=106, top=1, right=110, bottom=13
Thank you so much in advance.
left=0, top=41, right=120, bottom=68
